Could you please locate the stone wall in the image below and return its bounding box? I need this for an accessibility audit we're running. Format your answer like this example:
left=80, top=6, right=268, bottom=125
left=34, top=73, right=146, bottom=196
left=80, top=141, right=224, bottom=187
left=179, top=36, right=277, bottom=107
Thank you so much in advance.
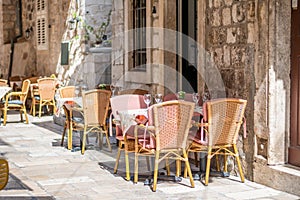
left=111, top=0, right=124, bottom=86
left=56, top=0, right=112, bottom=89
left=205, top=0, right=256, bottom=178
left=36, top=0, right=69, bottom=76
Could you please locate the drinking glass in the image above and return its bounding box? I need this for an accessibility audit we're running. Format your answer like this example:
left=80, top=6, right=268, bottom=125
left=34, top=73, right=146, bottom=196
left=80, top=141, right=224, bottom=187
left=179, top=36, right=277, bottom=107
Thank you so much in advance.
left=110, top=84, right=116, bottom=96
left=202, top=91, right=211, bottom=103
left=75, top=86, right=80, bottom=97
left=192, top=92, right=200, bottom=106
left=143, top=94, right=152, bottom=108
left=154, top=94, right=163, bottom=104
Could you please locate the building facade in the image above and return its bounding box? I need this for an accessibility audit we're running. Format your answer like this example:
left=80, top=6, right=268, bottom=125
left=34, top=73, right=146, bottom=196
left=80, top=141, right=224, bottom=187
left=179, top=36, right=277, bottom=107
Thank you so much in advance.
left=111, top=0, right=299, bottom=195
left=0, top=0, right=299, bottom=196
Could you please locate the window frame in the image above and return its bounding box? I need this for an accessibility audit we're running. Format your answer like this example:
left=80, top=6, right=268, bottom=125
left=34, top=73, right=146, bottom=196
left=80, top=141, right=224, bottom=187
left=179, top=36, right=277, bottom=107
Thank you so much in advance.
left=124, top=0, right=152, bottom=83
left=36, top=0, right=49, bottom=50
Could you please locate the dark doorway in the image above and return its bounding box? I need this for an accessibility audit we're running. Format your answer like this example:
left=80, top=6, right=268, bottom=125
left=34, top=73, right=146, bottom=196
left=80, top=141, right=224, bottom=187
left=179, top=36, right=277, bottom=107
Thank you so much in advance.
left=177, top=0, right=198, bottom=93
left=290, top=2, right=300, bottom=167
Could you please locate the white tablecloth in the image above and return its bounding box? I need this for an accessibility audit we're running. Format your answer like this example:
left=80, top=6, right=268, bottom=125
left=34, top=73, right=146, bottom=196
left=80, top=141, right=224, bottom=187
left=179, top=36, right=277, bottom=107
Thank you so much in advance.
left=116, top=109, right=148, bottom=136
left=0, top=87, right=12, bottom=99
left=56, top=97, right=83, bottom=116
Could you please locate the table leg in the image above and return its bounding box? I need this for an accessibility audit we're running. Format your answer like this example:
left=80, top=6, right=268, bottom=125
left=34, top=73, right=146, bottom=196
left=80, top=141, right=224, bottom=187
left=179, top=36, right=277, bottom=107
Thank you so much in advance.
left=68, top=122, right=72, bottom=150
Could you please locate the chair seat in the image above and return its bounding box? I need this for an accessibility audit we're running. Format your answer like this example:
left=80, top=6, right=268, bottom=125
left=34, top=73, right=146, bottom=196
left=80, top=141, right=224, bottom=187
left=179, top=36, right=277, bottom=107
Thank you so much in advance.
left=33, top=95, right=40, bottom=100
left=7, top=100, right=23, bottom=105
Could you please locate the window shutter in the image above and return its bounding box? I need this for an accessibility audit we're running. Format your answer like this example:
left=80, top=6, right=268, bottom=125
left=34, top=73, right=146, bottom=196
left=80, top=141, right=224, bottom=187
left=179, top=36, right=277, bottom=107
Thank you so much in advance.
left=36, top=0, right=49, bottom=50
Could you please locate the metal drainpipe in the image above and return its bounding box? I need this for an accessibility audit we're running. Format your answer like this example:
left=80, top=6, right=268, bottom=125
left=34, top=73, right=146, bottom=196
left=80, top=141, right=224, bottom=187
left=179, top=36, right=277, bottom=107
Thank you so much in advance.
left=7, top=0, right=23, bottom=86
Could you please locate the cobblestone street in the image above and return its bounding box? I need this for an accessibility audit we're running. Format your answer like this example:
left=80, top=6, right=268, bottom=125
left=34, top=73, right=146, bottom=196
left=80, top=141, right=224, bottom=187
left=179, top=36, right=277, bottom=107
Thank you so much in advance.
left=0, top=113, right=299, bottom=199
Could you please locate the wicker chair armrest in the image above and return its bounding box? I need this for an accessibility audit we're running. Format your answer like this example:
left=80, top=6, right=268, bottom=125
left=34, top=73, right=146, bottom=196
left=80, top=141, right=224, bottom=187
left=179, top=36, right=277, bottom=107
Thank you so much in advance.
left=134, top=124, right=155, bottom=137
left=5, top=92, right=26, bottom=101
left=192, top=121, right=209, bottom=127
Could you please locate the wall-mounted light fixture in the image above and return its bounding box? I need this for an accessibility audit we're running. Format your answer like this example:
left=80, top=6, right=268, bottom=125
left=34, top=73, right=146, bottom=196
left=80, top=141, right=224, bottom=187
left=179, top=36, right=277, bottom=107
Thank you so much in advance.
left=152, top=5, right=157, bottom=14
left=68, top=17, right=80, bottom=30
left=25, top=27, right=33, bottom=40
left=152, top=0, right=158, bottom=17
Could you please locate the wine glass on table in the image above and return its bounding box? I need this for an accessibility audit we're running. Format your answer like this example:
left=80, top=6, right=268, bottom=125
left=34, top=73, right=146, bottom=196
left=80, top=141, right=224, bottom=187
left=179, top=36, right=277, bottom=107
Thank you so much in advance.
left=154, top=94, right=163, bottom=104
left=75, top=86, right=80, bottom=97
left=143, top=94, right=152, bottom=108
left=192, top=92, right=200, bottom=107
left=110, top=84, right=116, bottom=96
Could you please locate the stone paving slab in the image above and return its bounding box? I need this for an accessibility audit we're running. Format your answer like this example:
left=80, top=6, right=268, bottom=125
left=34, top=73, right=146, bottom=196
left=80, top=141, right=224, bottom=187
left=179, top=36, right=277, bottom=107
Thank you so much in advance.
left=0, top=113, right=299, bottom=199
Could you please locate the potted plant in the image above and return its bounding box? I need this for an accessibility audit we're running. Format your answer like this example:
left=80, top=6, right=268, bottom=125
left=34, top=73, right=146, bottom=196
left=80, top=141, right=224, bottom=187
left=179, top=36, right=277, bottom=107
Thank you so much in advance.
left=84, top=10, right=112, bottom=47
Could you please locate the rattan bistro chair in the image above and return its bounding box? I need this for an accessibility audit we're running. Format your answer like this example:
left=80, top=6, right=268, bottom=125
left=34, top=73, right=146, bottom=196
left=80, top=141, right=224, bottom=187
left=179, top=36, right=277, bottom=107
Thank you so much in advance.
left=79, top=89, right=112, bottom=154
left=110, top=94, right=147, bottom=181
left=184, top=98, right=247, bottom=185
left=0, top=79, right=31, bottom=126
left=0, top=158, right=9, bottom=190
left=133, top=100, right=195, bottom=192
left=33, top=78, right=57, bottom=117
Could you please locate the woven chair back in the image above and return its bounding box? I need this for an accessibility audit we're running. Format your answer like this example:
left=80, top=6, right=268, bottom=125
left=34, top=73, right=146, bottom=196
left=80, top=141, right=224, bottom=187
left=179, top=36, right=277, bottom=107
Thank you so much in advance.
left=20, top=79, right=31, bottom=102
left=152, top=100, right=194, bottom=150
left=0, top=158, right=9, bottom=190
left=206, top=98, right=247, bottom=146
left=37, top=78, right=56, bottom=100
left=59, top=86, right=75, bottom=98
left=82, top=89, right=111, bottom=126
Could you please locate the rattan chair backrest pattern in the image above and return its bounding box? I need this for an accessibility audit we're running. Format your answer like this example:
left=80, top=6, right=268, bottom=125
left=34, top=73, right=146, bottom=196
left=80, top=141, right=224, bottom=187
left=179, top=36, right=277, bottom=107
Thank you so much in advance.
left=82, top=89, right=111, bottom=126
left=152, top=100, right=195, bottom=150
left=206, top=98, right=247, bottom=146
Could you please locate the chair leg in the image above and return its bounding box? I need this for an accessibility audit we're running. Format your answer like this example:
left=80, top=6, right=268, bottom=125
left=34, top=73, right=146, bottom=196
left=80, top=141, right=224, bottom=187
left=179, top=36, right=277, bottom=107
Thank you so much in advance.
left=114, top=145, right=121, bottom=174
left=205, top=147, right=212, bottom=186
left=23, top=108, right=28, bottom=124
left=176, top=159, right=181, bottom=177
left=152, top=150, right=160, bottom=192
left=3, top=109, right=7, bottom=126
left=134, top=152, right=139, bottom=183
left=32, top=103, right=36, bottom=116
left=81, top=128, right=87, bottom=155
left=61, top=123, right=67, bottom=146
left=98, top=132, right=103, bottom=150
left=183, top=149, right=195, bottom=188
left=224, top=152, right=228, bottom=172
left=39, top=104, right=42, bottom=118
left=19, top=110, right=23, bottom=122
left=233, top=144, right=245, bottom=183
left=104, top=131, right=112, bottom=152
left=125, top=149, right=130, bottom=181
left=165, top=159, right=170, bottom=176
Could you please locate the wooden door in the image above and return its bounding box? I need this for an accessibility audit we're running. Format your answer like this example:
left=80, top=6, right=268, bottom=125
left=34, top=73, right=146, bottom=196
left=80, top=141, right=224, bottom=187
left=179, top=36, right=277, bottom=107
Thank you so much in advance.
left=290, top=2, right=300, bottom=167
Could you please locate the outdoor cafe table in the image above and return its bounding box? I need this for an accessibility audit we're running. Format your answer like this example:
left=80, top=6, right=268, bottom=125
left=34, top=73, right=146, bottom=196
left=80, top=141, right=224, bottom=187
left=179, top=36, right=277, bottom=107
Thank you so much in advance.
left=58, top=97, right=83, bottom=150
left=0, top=86, right=12, bottom=100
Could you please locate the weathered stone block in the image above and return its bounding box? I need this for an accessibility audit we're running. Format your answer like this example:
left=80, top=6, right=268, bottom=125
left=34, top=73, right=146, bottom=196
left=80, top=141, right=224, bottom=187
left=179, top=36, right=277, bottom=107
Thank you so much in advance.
left=232, top=2, right=246, bottom=23
left=212, top=9, right=221, bottom=26
left=224, top=0, right=233, bottom=6
left=222, top=7, right=231, bottom=26
left=223, top=45, right=231, bottom=67
left=247, top=23, right=255, bottom=44
left=227, top=27, right=236, bottom=44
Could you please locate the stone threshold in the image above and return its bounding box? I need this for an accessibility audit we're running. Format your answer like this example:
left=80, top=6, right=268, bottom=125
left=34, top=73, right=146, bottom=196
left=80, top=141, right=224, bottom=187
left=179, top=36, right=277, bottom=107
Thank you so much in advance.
left=254, top=157, right=300, bottom=197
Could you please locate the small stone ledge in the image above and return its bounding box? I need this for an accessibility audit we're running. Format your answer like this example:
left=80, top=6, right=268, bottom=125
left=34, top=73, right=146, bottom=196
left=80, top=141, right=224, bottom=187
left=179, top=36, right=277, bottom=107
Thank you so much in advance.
left=89, top=47, right=112, bottom=53
left=254, top=159, right=300, bottom=196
